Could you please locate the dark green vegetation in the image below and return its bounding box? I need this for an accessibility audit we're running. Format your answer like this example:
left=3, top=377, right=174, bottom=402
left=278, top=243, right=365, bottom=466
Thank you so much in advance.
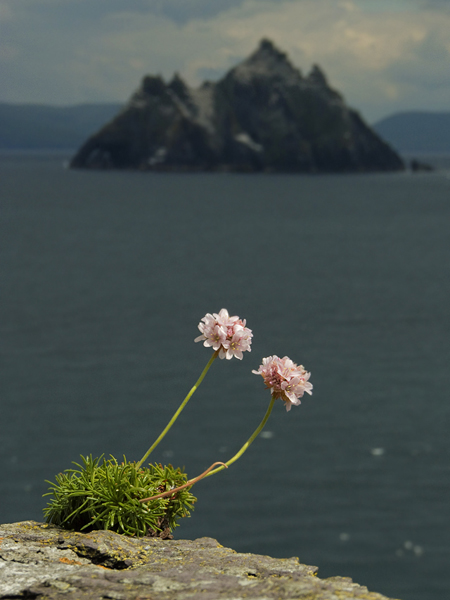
left=0, top=102, right=121, bottom=149
left=70, top=40, right=404, bottom=173
left=373, top=111, right=450, bottom=154
left=43, top=456, right=196, bottom=537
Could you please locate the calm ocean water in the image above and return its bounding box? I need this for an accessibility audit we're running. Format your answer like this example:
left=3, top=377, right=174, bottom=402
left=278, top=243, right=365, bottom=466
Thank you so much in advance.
left=1, top=152, right=450, bottom=600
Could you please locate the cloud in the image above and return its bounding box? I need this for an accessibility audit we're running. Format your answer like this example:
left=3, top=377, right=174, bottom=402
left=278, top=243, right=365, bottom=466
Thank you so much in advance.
left=132, top=0, right=253, bottom=24
left=422, top=0, right=450, bottom=10
left=1, top=0, right=262, bottom=26
left=173, top=0, right=450, bottom=119
left=1, top=0, right=449, bottom=121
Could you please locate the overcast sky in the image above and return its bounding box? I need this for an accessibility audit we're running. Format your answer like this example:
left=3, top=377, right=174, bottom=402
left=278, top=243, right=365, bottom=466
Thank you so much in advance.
left=1, top=0, right=449, bottom=122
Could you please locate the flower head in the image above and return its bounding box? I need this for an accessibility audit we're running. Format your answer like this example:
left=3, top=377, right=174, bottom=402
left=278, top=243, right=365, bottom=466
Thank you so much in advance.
left=253, top=355, right=312, bottom=411
left=195, top=309, right=252, bottom=360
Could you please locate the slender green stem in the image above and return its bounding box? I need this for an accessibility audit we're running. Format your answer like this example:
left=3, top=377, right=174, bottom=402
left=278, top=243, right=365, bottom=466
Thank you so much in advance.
left=136, top=351, right=218, bottom=470
left=139, top=461, right=227, bottom=502
left=205, top=395, right=276, bottom=478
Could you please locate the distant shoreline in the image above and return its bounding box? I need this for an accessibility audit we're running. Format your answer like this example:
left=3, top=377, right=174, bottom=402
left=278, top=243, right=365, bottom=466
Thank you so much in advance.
left=0, top=148, right=75, bottom=155
left=2, top=148, right=449, bottom=169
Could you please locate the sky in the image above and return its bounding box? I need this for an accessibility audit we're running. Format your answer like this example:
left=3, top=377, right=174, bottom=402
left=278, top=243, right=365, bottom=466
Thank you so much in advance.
left=0, top=0, right=449, bottom=122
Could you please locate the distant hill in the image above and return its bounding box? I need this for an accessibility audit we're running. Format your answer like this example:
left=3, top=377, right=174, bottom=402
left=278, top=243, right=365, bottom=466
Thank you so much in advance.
left=70, top=39, right=403, bottom=173
left=373, top=111, right=450, bottom=154
left=0, top=102, right=122, bottom=149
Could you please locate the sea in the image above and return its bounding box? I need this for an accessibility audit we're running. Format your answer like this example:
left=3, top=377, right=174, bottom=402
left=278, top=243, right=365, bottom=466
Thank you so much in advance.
left=1, top=151, right=450, bottom=600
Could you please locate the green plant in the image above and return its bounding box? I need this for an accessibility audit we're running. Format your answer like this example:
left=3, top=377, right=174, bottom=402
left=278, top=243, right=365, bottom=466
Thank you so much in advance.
left=44, top=455, right=196, bottom=537
left=44, top=309, right=312, bottom=538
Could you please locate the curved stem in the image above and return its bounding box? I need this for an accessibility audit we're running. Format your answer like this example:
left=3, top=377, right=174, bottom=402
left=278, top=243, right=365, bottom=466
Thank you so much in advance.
left=139, top=461, right=227, bottom=502
left=136, top=351, right=218, bottom=470
left=206, top=395, right=276, bottom=478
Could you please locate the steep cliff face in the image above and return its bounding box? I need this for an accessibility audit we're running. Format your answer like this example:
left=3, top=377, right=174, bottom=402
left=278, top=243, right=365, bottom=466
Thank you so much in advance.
left=70, top=39, right=404, bottom=173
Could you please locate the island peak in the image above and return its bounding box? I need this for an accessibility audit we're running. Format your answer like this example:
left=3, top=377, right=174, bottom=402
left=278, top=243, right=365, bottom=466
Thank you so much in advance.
left=70, top=39, right=404, bottom=173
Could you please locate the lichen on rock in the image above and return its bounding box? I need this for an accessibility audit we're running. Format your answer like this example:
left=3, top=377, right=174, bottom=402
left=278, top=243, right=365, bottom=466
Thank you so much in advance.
left=0, top=521, right=400, bottom=599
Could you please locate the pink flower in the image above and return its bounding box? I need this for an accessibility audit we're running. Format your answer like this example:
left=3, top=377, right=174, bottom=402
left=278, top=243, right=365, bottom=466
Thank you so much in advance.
left=252, top=355, right=312, bottom=411
left=195, top=309, right=253, bottom=360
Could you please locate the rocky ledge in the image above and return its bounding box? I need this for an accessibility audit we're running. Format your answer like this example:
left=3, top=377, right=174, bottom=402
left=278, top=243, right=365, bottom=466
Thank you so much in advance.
left=0, top=521, right=399, bottom=599
left=70, top=39, right=404, bottom=173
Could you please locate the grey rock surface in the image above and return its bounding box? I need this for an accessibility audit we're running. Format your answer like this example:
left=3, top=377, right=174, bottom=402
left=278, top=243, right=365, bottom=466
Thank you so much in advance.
left=0, top=521, right=399, bottom=599
left=70, top=39, right=404, bottom=173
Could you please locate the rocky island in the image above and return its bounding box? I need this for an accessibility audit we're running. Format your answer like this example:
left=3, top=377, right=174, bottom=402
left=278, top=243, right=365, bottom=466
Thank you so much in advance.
left=0, top=521, right=399, bottom=599
left=70, top=40, right=404, bottom=173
